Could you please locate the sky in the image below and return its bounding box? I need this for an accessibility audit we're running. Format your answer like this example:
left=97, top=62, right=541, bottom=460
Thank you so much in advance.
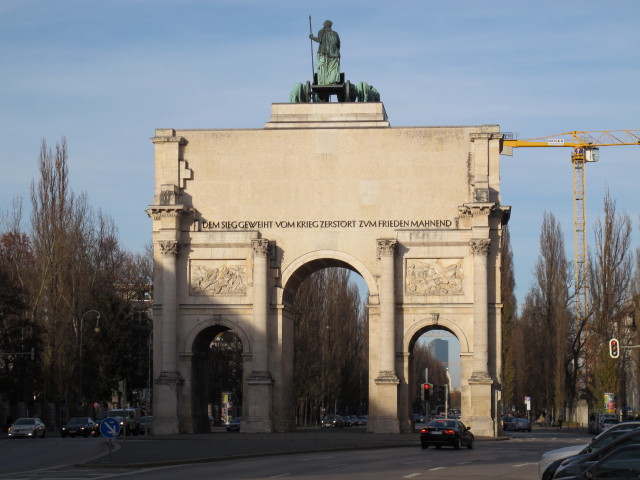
left=2, top=0, right=639, bottom=312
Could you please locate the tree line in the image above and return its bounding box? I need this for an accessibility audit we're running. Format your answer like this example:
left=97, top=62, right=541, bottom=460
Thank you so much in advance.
left=501, top=190, right=640, bottom=423
left=0, top=139, right=152, bottom=427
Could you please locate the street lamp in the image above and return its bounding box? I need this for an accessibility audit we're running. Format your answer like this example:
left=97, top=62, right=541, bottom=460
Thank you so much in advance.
left=79, top=310, right=101, bottom=401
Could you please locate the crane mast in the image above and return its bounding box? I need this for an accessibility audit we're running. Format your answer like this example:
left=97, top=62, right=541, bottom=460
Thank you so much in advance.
left=502, top=130, right=639, bottom=332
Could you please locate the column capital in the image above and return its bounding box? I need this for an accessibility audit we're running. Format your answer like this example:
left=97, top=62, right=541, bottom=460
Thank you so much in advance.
left=159, top=240, right=180, bottom=257
left=251, top=239, right=270, bottom=258
left=470, top=238, right=491, bottom=256
left=377, top=238, right=397, bottom=258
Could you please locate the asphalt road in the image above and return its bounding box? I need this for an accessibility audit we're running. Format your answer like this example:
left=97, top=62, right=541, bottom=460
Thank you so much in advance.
left=0, top=428, right=590, bottom=480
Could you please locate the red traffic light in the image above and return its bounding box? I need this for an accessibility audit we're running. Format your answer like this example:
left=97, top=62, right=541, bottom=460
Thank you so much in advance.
left=609, top=338, right=620, bottom=359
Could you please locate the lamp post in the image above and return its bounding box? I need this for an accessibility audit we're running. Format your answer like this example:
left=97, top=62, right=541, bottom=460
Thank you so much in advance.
left=622, top=308, right=638, bottom=417
left=79, top=310, right=101, bottom=401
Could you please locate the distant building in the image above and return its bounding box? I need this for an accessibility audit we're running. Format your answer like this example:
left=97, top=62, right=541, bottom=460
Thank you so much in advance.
left=430, top=339, right=449, bottom=366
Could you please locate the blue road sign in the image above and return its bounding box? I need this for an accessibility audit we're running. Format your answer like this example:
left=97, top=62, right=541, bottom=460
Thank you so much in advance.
left=100, top=417, right=121, bottom=438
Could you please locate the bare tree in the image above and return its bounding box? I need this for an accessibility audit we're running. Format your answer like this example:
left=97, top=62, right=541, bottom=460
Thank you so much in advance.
left=500, top=226, right=518, bottom=411
left=517, top=212, right=572, bottom=419
left=293, top=268, right=367, bottom=424
left=587, top=191, right=633, bottom=411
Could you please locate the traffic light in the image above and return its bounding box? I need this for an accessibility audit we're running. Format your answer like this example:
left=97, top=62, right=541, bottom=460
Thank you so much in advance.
left=421, top=383, right=432, bottom=401
left=609, top=338, right=620, bottom=359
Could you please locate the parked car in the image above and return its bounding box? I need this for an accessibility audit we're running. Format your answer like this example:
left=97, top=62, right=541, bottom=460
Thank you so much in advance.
left=420, top=419, right=474, bottom=450
left=321, top=415, right=344, bottom=428
left=61, top=417, right=99, bottom=438
left=597, top=417, right=619, bottom=434
left=502, top=415, right=514, bottom=431
left=350, top=415, right=359, bottom=426
left=506, top=417, right=531, bottom=432
left=226, top=417, right=242, bottom=432
left=545, top=427, right=640, bottom=480
left=7, top=418, right=46, bottom=438
left=412, top=413, right=425, bottom=423
left=140, top=415, right=154, bottom=434
left=539, top=423, right=640, bottom=479
left=358, top=415, right=368, bottom=426
left=569, top=444, right=640, bottom=479
left=342, top=416, right=353, bottom=427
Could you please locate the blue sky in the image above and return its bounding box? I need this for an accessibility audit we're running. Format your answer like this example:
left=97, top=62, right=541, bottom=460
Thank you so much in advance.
left=2, top=0, right=639, bottom=309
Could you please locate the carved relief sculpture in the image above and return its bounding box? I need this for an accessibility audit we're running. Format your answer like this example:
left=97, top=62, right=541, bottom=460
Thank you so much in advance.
left=406, top=259, right=464, bottom=295
left=190, top=262, right=247, bottom=296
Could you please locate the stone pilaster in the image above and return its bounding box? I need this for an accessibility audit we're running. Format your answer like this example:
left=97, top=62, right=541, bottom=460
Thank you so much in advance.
left=373, top=238, right=400, bottom=433
left=376, top=238, right=399, bottom=383
left=469, top=238, right=491, bottom=382
left=468, top=237, right=494, bottom=437
left=244, top=238, right=274, bottom=433
left=152, top=239, right=183, bottom=435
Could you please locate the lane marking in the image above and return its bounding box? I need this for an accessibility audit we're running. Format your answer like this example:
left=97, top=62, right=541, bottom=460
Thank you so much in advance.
left=429, top=467, right=446, bottom=471
left=403, top=474, right=421, bottom=478
left=513, top=463, right=537, bottom=467
left=327, top=464, right=347, bottom=468
left=269, top=474, right=292, bottom=478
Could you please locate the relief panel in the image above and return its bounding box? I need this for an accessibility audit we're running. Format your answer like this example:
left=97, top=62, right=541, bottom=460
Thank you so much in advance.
left=405, top=258, right=464, bottom=295
left=190, top=260, right=247, bottom=296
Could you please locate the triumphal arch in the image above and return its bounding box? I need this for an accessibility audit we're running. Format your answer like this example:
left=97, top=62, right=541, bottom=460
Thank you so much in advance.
left=147, top=102, right=510, bottom=437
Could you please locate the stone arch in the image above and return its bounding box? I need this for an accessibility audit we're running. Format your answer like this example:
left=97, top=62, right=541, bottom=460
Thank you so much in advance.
left=183, top=316, right=251, bottom=356
left=401, top=317, right=472, bottom=427
left=402, top=317, right=470, bottom=355
left=279, top=249, right=377, bottom=305
left=182, top=317, right=250, bottom=433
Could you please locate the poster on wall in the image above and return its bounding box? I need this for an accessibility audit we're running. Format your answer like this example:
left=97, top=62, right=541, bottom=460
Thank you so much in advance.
left=604, top=392, right=616, bottom=414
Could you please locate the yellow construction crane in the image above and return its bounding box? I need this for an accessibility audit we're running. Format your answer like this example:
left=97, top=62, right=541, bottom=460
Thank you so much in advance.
left=501, top=130, right=640, bottom=322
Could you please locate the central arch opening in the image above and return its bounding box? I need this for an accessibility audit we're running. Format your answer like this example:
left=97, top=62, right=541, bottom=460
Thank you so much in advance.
left=409, top=327, right=462, bottom=422
left=191, top=324, right=244, bottom=432
left=284, top=262, right=369, bottom=429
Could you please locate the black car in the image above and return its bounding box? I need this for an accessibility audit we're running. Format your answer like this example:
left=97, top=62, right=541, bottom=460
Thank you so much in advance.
left=550, top=427, right=640, bottom=479
left=61, top=417, right=99, bottom=438
left=321, top=415, right=344, bottom=428
left=570, top=444, right=640, bottom=479
left=420, top=419, right=474, bottom=450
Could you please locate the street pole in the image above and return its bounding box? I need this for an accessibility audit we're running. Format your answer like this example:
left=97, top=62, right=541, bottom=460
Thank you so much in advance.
left=79, top=310, right=100, bottom=402
left=445, top=368, right=451, bottom=419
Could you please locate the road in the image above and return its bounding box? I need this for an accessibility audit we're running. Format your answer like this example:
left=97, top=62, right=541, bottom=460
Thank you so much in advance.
left=0, top=430, right=589, bottom=480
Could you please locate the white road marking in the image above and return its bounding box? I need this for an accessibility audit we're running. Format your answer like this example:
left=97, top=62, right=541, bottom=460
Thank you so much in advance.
left=327, top=464, right=347, bottom=468
left=403, top=473, right=422, bottom=478
left=269, top=474, right=291, bottom=478
left=513, top=463, right=537, bottom=467
left=429, top=467, right=446, bottom=471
